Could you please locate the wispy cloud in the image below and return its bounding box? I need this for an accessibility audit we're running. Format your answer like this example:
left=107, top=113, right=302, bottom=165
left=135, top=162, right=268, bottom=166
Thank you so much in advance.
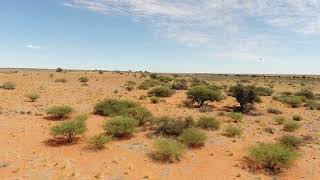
left=26, top=44, right=46, bottom=50
left=63, top=0, right=320, bottom=59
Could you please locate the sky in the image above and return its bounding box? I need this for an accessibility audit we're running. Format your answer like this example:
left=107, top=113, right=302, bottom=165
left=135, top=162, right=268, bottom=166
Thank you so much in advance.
left=1, top=0, right=320, bottom=74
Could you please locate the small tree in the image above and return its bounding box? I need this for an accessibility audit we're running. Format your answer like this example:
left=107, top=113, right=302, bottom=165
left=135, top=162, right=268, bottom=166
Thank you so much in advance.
left=25, top=92, right=40, bottom=102
left=103, top=116, right=137, bottom=137
left=46, top=105, right=73, bottom=119
left=186, top=85, right=221, bottom=107
left=56, top=67, right=63, bottom=72
left=231, top=84, right=260, bottom=113
left=50, top=115, right=87, bottom=143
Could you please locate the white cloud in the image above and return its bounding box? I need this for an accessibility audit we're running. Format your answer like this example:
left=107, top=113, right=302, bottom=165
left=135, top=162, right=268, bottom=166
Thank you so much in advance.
left=63, top=0, right=320, bottom=57
left=26, top=44, right=46, bottom=50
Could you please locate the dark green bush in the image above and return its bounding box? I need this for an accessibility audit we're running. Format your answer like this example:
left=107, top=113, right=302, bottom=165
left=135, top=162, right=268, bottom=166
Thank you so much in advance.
left=56, top=67, right=63, bottom=72
left=153, top=138, right=186, bottom=162
left=230, top=84, right=260, bottom=113
left=126, top=107, right=152, bottom=126
left=186, top=85, right=222, bottom=107
left=199, top=105, right=213, bottom=113
left=295, top=89, right=315, bottom=100
left=224, top=125, right=242, bottom=137
left=155, top=117, right=188, bottom=136
left=148, top=86, right=174, bottom=97
left=279, top=135, right=303, bottom=148
left=78, top=76, right=89, bottom=83
left=249, top=143, right=298, bottom=172
left=50, top=114, right=87, bottom=143
left=197, top=116, right=220, bottom=130
left=46, top=105, right=73, bottom=119
left=178, top=128, right=206, bottom=147
left=89, top=134, right=112, bottom=150
left=103, top=116, right=137, bottom=137
left=171, top=79, right=188, bottom=90
left=138, top=80, right=158, bottom=90
left=150, top=96, right=160, bottom=104
left=283, top=121, right=300, bottom=132
left=292, top=115, right=303, bottom=121
left=94, top=99, right=138, bottom=116
left=273, top=94, right=305, bottom=108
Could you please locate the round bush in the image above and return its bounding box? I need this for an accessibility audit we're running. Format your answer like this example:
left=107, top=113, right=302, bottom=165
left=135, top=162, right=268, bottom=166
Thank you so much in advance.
left=46, top=105, right=73, bottom=119
left=178, top=128, right=206, bottom=147
left=150, top=96, right=160, bottom=104
left=103, top=116, right=137, bottom=137
left=78, top=76, right=89, bottom=83
left=197, top=116, right=220, bottom=130
left=148, top=87, right=174, bottom=97
left=25, top=92, right=40, bottom=102
left=283, top=121, right=300, bottom=132
left=155, top=117, right=187, bottom=136
left=94, top=99, right=138, bottom=116
left=153, top=138, right=186, bottom=162
left=187, top=85, right=221, bottom=107
left=127, top=107, right=152, bottom=126
left=1, top=82, right=16, bottom=90
left=89, top=134, right=112, bottom=150
left=224, top=125, right=242, bottom=137
left=279, top=135, right=303, bottom=148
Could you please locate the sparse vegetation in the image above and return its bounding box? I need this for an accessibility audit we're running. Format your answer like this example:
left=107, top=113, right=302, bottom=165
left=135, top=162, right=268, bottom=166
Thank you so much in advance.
left=25, top=92, right=40, bottom=102
left=89, top=134, right=112, bottom=150
left=292, top=115, right=303, bottom=121
left=54, top=78, right=67, bottom=83
left=274, top=116, right=286, bottom=125
left=197, top=116, right=220, bottom=130
left=78, top=76, right=89, bottom=83
left=283, top=121, right=300, bottom=132
left=46, top=105, right=73, bottom=119
left=150, top=96, right=160, bottom=104
left=126, top=106, right=152, bottom=126
left=225, top=112, right=244, bottom=123
left=279, top=135, right=303, bottom=148
left=1, top=82, right=16, bottom=90
left=178, top=128, right=206, bottom=147
left=148, top=86, right=174, bottom=97
left=103, top=116, right=137, bottom=137
left=155, top=117, right=188, bottom=136
left=186, top=85, right=222, bottom=107
left=152, top=138, right=186, bottom=162
left=224, top=125, right=242, bottom=137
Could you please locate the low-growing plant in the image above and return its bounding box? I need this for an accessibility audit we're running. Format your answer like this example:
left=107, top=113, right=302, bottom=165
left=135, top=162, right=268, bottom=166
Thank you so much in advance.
left=226, top=112, right=244, bottom=123
left=267, top=108, right=282, bottom=114
left=171, top=79, right=188, bottom=90
left=89, top=134, right=112, bottom=150
left=186, top=85, right=222, bottom=107
left=56, top=67, right=63, bottom=72
left=224, top=125, right=242, bottom=137
left=1, top=82, right=16, bottom=90
left=199, top=105, right=213, bottom=113
left=150, top=96, right=160, bottom=104
left=78, top=76, right=89, bottom=83
left=249, top=143, right=298, bottom=172
left=94, top=99, right=138, bottom=117
left=25, top=92, right=40, bottom=102
left=46, top=105, right=73, bottom=119
left=138, top=80, right=158, bottom=90
left=304, top=99, right=320, bottom=110
left=178, top=128, right=206, bottom=147
left=155, top=117, right=188, bottom=136
left=148, top=86, right=174, bottom=97
left=124, top=80, right=136, bottom=91
left=295, top=89, right=315, bottom=100
left=103, top=116, right=137, bottom=137
left=197, top=116, right=220, bottom=130
left=54, top=78, right=67, bottom=83
left=152, top=138, right=186, bottom=162
left=273, top=94, right=305, bottom=108
left=127, top=106, right=152, bottom=126
left=279, top=135, right=303, bottom=148
left=274, top=116, right=286, bottom=125
left=50, top=114, right=87, bottom=143
left=292, top=115, right=303, bottom=121
left=283, top=121, right=300, bottom=132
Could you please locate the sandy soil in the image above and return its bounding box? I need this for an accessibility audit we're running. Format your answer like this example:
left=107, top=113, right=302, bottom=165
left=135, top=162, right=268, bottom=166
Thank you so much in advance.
left=0, top=70, right=319, bottom=180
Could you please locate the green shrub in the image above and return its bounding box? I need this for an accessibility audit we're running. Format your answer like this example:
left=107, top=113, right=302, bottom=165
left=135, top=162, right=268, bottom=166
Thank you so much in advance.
left=292, top=115, right=303, bottom=121
left=50, top=114, right=87, bottom=143
left=295, top=89, right=315, bottom=100
left=94, top=99, right=138, bottom=116
left=197, top=116, right=220, bottom=130
left=1, top=82, right=16, bottom=90
left=254, top=87, right=273, bottom=96
left=178, top=128, right=206, bottom=147
left=46, top=105, right=73, bottom=119
left=155, top=117, right=187, bottom=136
left=304, top=100, right=320, bottom=110
left=249, top=143, right=298, bottom=172
left=25, top=92, right=40, bottom=102
left=78, top=76, right=89, bottom=83
left=186, top=85, right=222, bottom=107
left=127, top=107, right=152, bottom=126
left=279, top=135, right=303, bottom=148
left=267, top=108, right=282, bottom=114
left=156, top=76, right=174, bottom=83
left=171, top=79, right=188, bottom=90
left=274, top=116, right=286, bottom=125
left=273, top=95, right=304, bottom=108
left=153, top=138, right=186, bottom=162
left=226, top=112, right=243, bottom=123
left=230, top=84, right=260, bottom=113
left=150, top=96, right=160, bottom=104
left=283, top=121, right=300, bottom=132
left=56, top=67, right=63, bottom=72
left=148, top=86, right=174, bottom=97
left=89, top=134, right=112, bottom=150
left=124, top=81, right=136, bottom=91
left=224, top=125, right=242, bottom=137
left=103, top=116, right=137, bottom=137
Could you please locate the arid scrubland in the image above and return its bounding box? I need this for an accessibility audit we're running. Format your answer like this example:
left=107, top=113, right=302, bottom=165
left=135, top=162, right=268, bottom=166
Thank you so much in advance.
left=0, top=69, right=320, bottom=179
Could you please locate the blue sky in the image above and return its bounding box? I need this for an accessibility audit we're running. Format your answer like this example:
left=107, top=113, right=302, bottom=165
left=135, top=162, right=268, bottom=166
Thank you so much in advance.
left=1, top=0, right=320, bottom=74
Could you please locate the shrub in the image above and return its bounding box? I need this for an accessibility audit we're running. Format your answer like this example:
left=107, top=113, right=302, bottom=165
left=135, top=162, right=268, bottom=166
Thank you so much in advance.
left=295, top=89, right=315, bottom=100
left=46, top=105, right=73, bottom=119
left=157, top=76, right=174, bottom=83
left=149, top=73, right=158, bottom=79
left=78, top=76, right=89, bottom=83
left=253, top=86, right=273, bottom=96
left=127, top=107, right=152, bottom=126
left=199, top=105, right=213, bottom=113
left=98, top=70, right=104, bottom=74
left=148, top=86, right=174, bottom=97
left=267, top=108, right=282, bottom=114
left=138, top=80, right=158, bottom=90
left=184, top=116, right=195, bottom=128
left=249, top=143, right=298, bottom=172
left=50, top=114, right=87, bottom=143
left=171, top=79, right=188, bottom=90
left=89, top=134, right=112, bottom=150
left=1, top=82, right=16, bottom=90
left=25, top=92, right=40, bottom=102
left=94, top=99, right=138, bottom=117
left=186, top=85, right=222, bottom=107
left=54, top=78, right=67, bottom=83
left=279, top=135, right=303, bottom=148
left=150, top=96, right=160, bottom=104
left=56, top=67, right=63, bottom=72
left=274, top=116, right=286, bottom=125
left=153, top=138, right=186, bottom=162
left=264, top=127, right=274, bottom=134
left=230, top=84, right=260, bottom=113
left=226, top=112, right=243, bottom=123
left=224, top=125, right=242, bottom=137
left=304, top=100, right=320, bottom=110
left=155, top=117, right=187, bottom=136
left=103, top=116, right=137, bottom=137
left=283, top=121, right=300, bottom=132
left=124, top=81, right=136, bottom=91
left=273, top=95, right=304, bottom=108
left=197, top=116, right=220, bottom=130
left=292, top=115, right=303, bottom=121
left=178, top=128, right=206, bottom=147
